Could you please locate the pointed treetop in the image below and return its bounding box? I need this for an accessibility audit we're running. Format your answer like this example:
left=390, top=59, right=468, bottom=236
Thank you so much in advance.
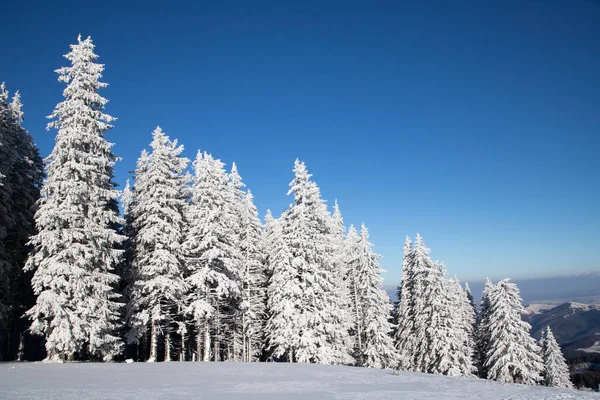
left=464, top=282, right=472, bottom=294
left=264, top=209, right=274, bottom=222
left=9, top=90, right=24, bottom=123
left=121, top=179, right=133, bottom=214
left=0, top=82, right=7, bottom=103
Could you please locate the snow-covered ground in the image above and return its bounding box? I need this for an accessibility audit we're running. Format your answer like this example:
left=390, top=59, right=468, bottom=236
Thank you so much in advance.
left=0, top=362, right=596, bottom=399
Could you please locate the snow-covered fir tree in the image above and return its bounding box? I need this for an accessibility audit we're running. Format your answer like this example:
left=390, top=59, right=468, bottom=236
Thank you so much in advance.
left=25, top=36, right=124, bottom=361
left=268, top=160, right=352, bottom=364
left=349, top=224, right=397, bottom=369
left=237, top=190, right=267, bottom=362
left=475, top=278, right=494, bottom=376
left=539, top=326, right=572, bottom=388
left=126, top=127, right=189, bottom=362
left=0, top=86, right=43, bottom=360
left=482, top=279, right=543, bottom=385
left=444, top=278, right=477, bottom=376
left=264, top=207, right=301, bottom=361
left=394, top=236, right=416, bottom=370
left=183, top=151, right=241, bottom=362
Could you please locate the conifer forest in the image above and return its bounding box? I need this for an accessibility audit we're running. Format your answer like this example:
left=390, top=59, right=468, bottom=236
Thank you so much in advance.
left=0, top=36, right=574, bottom=390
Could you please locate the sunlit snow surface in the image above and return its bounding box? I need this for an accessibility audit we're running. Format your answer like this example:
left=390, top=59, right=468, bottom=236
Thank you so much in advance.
left=0, top=362, right=595, bottom=399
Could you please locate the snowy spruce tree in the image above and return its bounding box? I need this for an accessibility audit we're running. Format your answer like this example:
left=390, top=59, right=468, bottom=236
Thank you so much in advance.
left=268, top=160, right=352, bottom=364
left=394, top=236, right=416, bottom=370
left=183, top=151, right=240, bottom=362
left=539, top=326, right=572, bottom=388
left=264, top=208, right=298, bottom=361
left=237, top=190, right=267, bottom=362
left=475, top=278, right=494, bottom=376
left=0, top=86, right=43, bottom=360
left=482, top=279, right=543, bottom=385
left=126, top=127, right=189, bottom=362
left=347, top=224, right=397, bottom=369
left=25, top=36, right=124, bottom=361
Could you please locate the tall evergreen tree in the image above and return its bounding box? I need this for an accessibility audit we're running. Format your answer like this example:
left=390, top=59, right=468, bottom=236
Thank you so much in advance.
left=475, top=278, right=494, bottom=376
left=270, top=160, right=352, bottom=364
left=483, top=279, right=542, bottom=385
left=238, top=190, right=267, bottom=362
left=539, top=326, right=573, bottom=388
left=126, top=127, right=189, bottom=362
left=25, top=36, right=124, bottom=361
left=394, top=236, right=415, bottom=370
left=352, top=224, right=397, bottom=369
left=0, top=87, right=43, bottom=360
left=265, top=207, right=297, bottom=361
left=183, top=151, right=240, bottom=362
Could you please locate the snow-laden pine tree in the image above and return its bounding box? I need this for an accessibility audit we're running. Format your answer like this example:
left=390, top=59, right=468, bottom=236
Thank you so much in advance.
left=394, top=236, right=415, bottom=370
left=483, top=279, right=543, bottom=385
left=409, top=234, right=439, bottom=372
left=475, top=278, right=494, bottom=377
left=444, top=278, right=477, bottom=376
left=0, top=87, right=43, bottom=360
left=270, top=160, right=353, bottom=364
left=350, top=224, right=397, bottom=369
left=264, top=208, right=298, bottom=361
left=183, top=151, right=241, bottom=362
left=126, top=127, right=189, bottom=362
left=539, top=326, right=572, bottom=388
left=25, top=36, right=124, bottom=361
left=238, top=190, right=267, bottom=362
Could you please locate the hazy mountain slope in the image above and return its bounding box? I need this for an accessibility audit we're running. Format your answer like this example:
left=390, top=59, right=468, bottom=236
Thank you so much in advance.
left=0, top=362, right=594, bottom=399
left=529, top=302, right=600, bottom=357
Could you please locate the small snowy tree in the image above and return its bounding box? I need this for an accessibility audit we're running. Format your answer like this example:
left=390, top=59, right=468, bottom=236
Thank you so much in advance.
left=539, top=326, right=572, bottom=388
left=483, top=279, right=543, bottom=385
left=126, top=127, right=189, bottom=362
left=25, top=36, right=124, bottom=361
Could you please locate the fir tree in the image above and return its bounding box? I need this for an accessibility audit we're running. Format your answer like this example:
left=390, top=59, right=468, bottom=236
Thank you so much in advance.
left=394, top=236, right=415, bottom=370
left=265, top=208, right=298, bottom=361
left=0, top=87, right=43, bottom=360
left=126, top=127, right=189, bottom=362
left=25, top=36, right=124, bottom=361
left=183, top=151, right=240, bottom=362
left=483, top=279, right=543, bottom=385
left=238, top=190, right=267, bottom=362
left=353, top=224, right=397, bottom=369
left=540, top=326, right=573, bottom=388
left=475, top=278, right=494, bottom=377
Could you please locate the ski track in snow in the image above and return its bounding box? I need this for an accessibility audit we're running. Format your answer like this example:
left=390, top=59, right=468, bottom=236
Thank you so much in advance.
left=0, top=362, right=595, bottom=400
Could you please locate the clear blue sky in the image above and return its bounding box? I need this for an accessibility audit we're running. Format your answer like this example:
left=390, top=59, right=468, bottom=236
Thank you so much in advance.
left=2, top=0, right=599, bottom=283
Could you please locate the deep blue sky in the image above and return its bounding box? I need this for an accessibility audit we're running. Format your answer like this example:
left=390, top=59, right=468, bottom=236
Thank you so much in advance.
left=2, top=0, right=599, bottom=283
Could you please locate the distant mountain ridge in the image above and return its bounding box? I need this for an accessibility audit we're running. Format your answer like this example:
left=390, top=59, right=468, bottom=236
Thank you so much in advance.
left=526, top=301, right=600, bottom=358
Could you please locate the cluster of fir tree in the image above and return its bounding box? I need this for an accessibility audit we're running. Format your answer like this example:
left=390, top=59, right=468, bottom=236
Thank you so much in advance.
left=18, top=35, right=397, bottom=368
left=4, top=35, right=577, bottom=391
left=0, top=83, right=44, bottom=361
left=394, top=236, right=573, bottom=388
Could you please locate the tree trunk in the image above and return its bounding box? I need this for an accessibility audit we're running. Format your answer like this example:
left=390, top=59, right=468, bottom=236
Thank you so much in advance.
left=203, top=318, right=210, bottom=362
left=351, top=266, right=363, bottom=364
left=17, top=334, right=24, bottom=361
left=180, top=330, right=186, bottom=361
left=148, top=319, right=158, bottom=362
left=213, top=308, right=220, bottom=361
left=164, top=328, right=171, bottom=362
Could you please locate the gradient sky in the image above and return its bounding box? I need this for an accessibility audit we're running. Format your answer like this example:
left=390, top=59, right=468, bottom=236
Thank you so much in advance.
left=2, top=0, right=599, bottom=284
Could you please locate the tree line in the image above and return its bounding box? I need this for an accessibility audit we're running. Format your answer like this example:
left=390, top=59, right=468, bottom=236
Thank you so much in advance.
left=0, top=35, right=574, bottom=390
